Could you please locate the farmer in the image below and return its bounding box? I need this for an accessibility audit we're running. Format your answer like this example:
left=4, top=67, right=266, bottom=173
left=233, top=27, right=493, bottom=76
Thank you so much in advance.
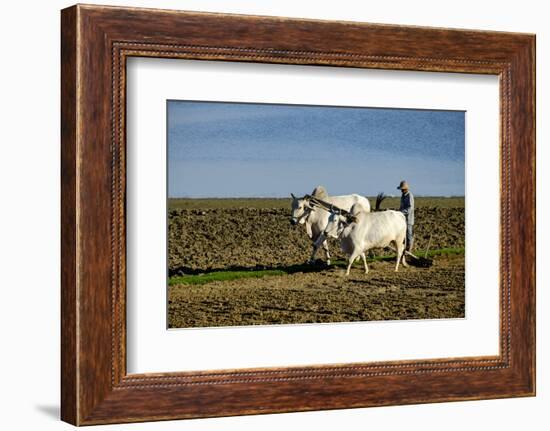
left=397, top=180, right=415, bottom=251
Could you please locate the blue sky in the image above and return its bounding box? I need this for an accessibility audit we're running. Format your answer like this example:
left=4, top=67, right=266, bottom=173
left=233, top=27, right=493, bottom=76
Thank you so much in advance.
left=168, top=101, right=465, bottom=198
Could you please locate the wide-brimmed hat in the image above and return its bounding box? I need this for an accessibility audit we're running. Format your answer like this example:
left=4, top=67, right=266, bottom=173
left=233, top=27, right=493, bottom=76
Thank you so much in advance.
left=397, top=180, right=409, bottom=190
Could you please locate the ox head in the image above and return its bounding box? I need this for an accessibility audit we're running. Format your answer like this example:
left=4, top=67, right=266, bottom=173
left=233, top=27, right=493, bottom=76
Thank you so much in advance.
left=290, top=193, right=313, bottom=226
left=323, top=210, right=347, bottom=238
left=323, top=210, right=357, bottom=239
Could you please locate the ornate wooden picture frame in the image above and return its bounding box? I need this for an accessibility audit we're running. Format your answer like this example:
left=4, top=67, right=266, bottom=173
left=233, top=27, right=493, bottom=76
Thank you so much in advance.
left=61, top=4, right=535, bottom=425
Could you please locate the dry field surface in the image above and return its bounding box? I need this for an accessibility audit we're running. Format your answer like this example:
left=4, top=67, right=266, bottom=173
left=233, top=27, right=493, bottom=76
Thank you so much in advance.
left=167, top=197, right=465, bottom=328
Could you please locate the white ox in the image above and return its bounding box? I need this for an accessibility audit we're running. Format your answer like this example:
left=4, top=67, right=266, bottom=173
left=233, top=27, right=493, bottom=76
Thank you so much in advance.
left=290, top=186, right=371, bottom=265
left=321, top=203, right=408, bottom=275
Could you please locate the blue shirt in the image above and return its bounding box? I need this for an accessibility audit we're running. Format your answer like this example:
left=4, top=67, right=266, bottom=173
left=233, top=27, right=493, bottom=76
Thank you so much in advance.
left=399, top=191, right=414, bottom=225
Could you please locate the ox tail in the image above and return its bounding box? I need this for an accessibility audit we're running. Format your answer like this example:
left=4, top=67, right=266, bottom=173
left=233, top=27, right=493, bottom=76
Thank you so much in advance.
left=375, top=192, right=387, bottom=211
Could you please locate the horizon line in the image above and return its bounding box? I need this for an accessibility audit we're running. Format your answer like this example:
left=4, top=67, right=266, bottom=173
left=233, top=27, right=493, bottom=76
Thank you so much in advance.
left=168, top=195, right=466, bottom=199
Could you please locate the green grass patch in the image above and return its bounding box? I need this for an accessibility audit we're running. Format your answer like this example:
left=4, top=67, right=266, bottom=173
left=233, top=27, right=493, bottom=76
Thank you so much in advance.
left=329, top=247, right=465, bottom=267
left=168, top=247, right=465, bottom=287
left=428, top=247, right=465, bottom=257
left=169, top=269, right=287, bottom=286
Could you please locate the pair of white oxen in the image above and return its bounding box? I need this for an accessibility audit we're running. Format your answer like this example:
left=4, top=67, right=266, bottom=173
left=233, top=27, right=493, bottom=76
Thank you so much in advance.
left=290, top=186, right=408, bottom=275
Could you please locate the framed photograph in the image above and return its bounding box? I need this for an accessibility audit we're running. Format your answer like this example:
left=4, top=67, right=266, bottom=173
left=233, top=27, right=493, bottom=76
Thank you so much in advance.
left=164, top=100, right=466, bottom=329
left=61, top=4, right=535, bottom=425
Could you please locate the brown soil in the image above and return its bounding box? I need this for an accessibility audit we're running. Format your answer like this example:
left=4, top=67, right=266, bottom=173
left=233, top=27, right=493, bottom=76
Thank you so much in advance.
left=168, top=254, right=465, bottom=328
left=167, top=198, right=465, bottom=328
left=168, top=205, right=464, bottom=273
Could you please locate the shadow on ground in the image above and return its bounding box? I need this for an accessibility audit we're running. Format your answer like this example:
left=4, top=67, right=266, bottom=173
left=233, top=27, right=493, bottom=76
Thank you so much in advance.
left=169, top=260, right=331, bottom=277
left=35, top=404, right=59, bottom=420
